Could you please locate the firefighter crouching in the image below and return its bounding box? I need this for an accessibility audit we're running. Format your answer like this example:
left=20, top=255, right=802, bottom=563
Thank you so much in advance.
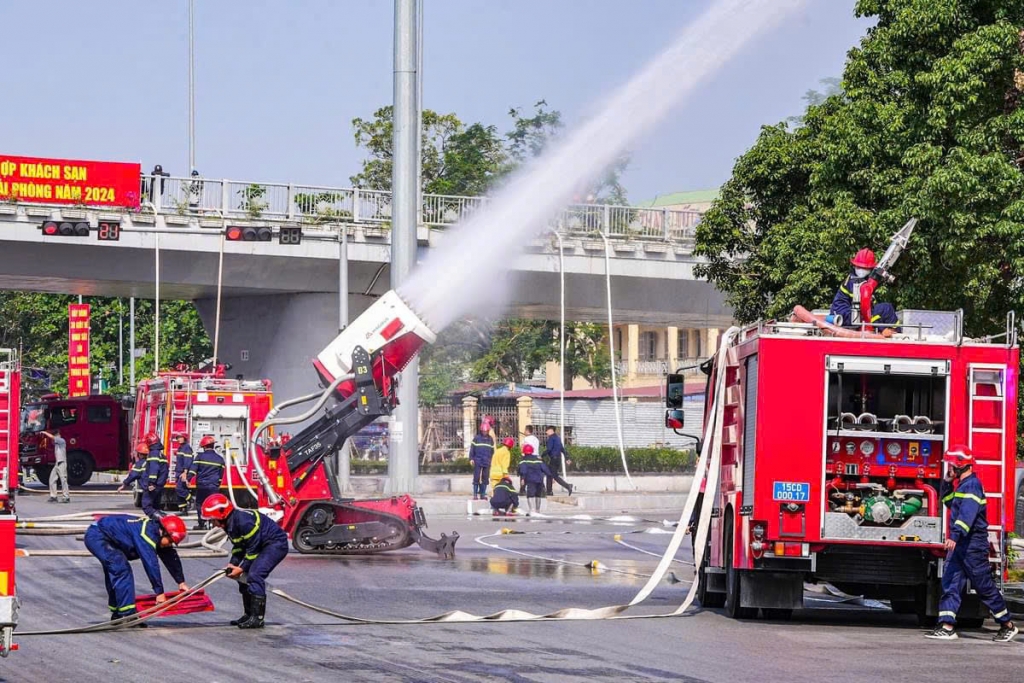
left=925, top=446, right=1018, bottom=642
left=201, top=494, right=289, bottom=629
left=829, top=248, right=899, bottom=336
left=490, top=476, right=519, bottom=517
left=172, top=433, right=194, bottom=513
left=83, top=514, right=189, bottom=624
left=188, top=435, right=226, bottom=530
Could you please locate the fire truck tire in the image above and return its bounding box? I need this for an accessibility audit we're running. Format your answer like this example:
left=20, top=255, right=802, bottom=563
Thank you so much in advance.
left=1014, top=482, right=1024, bottom=538
left=66, top=451, right=94, bottom=487
left=723, top=515, right=756, bottom=620
left=133, top=491, right=143, bottom=508
left=761, top=608, right=793, bottom=621
left=958, top=617, right=985, bottom=629
left=33, top=465, right=53, bottom=488
left=697, top=538, right=725, bottom=608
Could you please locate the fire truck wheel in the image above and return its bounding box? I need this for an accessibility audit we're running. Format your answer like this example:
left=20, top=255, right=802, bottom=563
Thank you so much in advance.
left=723, top=514, right=756, bottom=620
left=133, top=491, right=143, bottom=508
left=66, top=451, right=95, bottom=487
left=33, top=465, right=53, bottom=488
left=697, top=537, right=725, bottom=608
left=958, top=617, right=985, bottom=629
left=761, top=608, right=793, bottom=621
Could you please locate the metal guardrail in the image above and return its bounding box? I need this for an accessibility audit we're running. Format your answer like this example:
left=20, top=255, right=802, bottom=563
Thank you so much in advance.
left=140, top=174, right=703, bottom=242
left=615, top=357, right=710, bottom=376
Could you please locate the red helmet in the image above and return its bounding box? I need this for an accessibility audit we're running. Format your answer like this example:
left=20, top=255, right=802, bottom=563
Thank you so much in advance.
left=144, top=431, right=160, bottom=446
left=199, top=435, right=216, bottom=449
left=135, top=442, right=148, bottom=455
left=201, top=493, right=234, bottom=520
left=522, top=443, right=534, bottom=455
left=480, top=415, right=495, bottom=433
left=159, top=514, right=188, bottom=544
left=850, top=248, right=877, bottom=269
left=172, top=433, right=186, bottom=442
left=943, top=445, right=974, bottom=468
left=503, top=437, right=515, bottom=448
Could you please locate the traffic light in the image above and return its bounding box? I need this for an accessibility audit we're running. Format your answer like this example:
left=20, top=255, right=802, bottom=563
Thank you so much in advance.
left=97, top=221, right=121, bottom=241
left=279, top=226, right=302, bottom=245
left=225, top=225, right=272, bottom=242
left=40, top=221, right=90, bottom=237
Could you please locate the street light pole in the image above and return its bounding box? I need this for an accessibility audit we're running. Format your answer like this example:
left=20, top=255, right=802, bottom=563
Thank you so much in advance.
left=188, top=0, right=196, bottom=173
left=388, top=0, right=420, bottom=494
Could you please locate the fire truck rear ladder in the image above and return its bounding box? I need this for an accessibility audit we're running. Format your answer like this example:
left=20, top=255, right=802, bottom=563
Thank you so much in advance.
left=967, top=364, right=1006, bottom=571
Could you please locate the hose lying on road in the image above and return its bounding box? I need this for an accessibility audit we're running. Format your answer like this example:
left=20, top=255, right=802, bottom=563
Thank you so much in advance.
left=16, top=549, right=227, bottom=558
left=271, top=328, right=738, bottom=625
left=18, top=571, right=226, bottom=636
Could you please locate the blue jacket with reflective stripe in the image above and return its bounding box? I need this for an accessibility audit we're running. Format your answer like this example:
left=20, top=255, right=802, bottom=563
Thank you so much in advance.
left=122, top=458, right=146, bottom=488
left=225, top=509, right=288, bottom=571
left=145, top=442, right=168, bottom=488
left=468, top=434, right=494, bottom=468
left=174, top=443, right=194, bottom=478
left=518, top=457, right=553, bottom=486
left=188, top=449, right=225, bottom=489
left=93, top=515, right=184, bottom=593
left=941, top=474, right=989, bottom=543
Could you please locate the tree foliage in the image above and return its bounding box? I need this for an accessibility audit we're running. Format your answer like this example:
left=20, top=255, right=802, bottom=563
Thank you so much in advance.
left=0, top=293, right=211, bottom=399
left=696, top=0, right=1024, bottom=334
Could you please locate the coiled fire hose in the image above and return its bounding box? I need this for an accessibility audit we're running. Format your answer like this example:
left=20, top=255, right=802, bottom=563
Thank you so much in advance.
left=269, top=329, right=737, bottom=624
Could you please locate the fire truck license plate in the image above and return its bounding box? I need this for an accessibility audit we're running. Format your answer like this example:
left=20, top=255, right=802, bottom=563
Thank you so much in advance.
left=773, top=482, right=810, bottom=502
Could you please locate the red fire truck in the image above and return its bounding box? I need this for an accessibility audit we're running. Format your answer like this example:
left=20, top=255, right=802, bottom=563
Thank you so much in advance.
left=0, top=350, right=20, bottom=655
left=130, top=367, right=274, bottom=508
left=19, top=394, right=132, bottom=486
left=669, top=309, right=1018, bottom=624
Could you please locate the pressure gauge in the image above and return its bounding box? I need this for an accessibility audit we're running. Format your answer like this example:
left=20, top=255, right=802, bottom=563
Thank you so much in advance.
left=859, top=440, right=875, bottom=456
left=845, top=441, right=856, bottom=456
left=831, top=441, right=840, bottom=454
left=886, top=441, right=902, bottom=457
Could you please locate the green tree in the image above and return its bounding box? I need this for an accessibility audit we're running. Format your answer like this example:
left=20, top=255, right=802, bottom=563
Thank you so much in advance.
left=470, top=319, right=557, bottom=384
left=695, top=0, right=1024, bottom=332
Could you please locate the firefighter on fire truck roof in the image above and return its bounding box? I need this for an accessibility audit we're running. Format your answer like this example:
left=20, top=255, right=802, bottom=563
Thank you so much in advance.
left=201, top=494, right=289, bottom=629
left=188, top=436, right=225, bottom=531
left=925, top=446, right=1018, bottom=642
left=829, top=248, right=900, bottom=336
left=172, top=434, right=194, bottom=513
left=83, top=513, right=189, bottom=624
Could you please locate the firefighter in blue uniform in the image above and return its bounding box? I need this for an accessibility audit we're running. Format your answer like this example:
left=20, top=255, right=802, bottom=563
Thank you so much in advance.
left=83, top=513, right=189, bottom=623
left=468, top=416, right=495, bottom=500
left=118, top=443, right=149, bottom=495
left=172, top=434, right=194, bottom=513
left=188, top=435, right=225, bottom=530
left=490, top=475, right=519, bottom=517
left=926, top=445, right=1018, bottom=642
left=202, top=493, right=289, bottom=629
left=829, top=248, right=899, bottom=335
left=130, top=432, right=168, bottom=518
left=518, top=443, right=555, bottom=514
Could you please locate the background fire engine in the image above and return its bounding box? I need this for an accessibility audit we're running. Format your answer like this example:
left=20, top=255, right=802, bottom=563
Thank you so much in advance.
left=0, top=350, right=19, bottom=655
left=668, top=309, right=1018, bottom=624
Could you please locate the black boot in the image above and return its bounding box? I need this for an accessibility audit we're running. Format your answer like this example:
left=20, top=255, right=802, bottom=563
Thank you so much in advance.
left=230, top=592, right=252, bottom=626
left=237, top=595, right=265, bottom=629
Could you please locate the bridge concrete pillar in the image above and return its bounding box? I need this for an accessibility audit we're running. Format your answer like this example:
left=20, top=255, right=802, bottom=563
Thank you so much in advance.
left=626, top=324, right=639, bottom=380
left=688, top=328, right=699, bottom=359
left=194, top=292, right=376, bottom=425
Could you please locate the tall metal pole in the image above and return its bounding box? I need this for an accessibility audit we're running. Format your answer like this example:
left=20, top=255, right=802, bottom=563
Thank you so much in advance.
left=129, top=297, right=136, bottom=388
left=213, top=229, right=225, bottom=365
left=154, top=233, right=160, bottom=376
left=338, top=225, right=351, bottom=494
left=118, top=302, right=124, bottom=386
left=389, top=0, right=420, bottom=494
left=188, top=0, right=196, bottom=173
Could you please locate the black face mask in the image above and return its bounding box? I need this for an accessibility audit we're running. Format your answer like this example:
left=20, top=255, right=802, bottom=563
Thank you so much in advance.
left=953, top=465, right=970, bottom=478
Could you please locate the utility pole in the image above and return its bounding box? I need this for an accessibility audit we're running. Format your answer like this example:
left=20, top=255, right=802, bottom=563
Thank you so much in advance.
left=388, top=0, right=420, bottom=494
left=188, top=0, right=196, bottom=173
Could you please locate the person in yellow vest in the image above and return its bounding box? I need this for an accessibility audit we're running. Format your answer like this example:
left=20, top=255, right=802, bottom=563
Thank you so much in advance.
left=490, top=437, right=514, bottom=492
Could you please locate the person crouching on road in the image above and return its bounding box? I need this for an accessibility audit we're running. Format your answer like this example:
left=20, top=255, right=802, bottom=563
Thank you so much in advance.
left=468, top=416, right=495, bottom=500
left=490, top=437, right=514, bottom=493
left=188, top=435, right=226, bottom=530
left=490, top=476, right=519, bottom=517
left=171, top=433, right=194, bottom=513
left=517, top=443, right=553, bottom=514
left=83, top=513, right=189, bottom=624
left=925, top=445, right=1018, bottom=642
left=201, top=493, right=289, bottom=629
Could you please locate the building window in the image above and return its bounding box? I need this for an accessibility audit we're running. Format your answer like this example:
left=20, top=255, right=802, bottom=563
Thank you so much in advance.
left=86, top=405, right=112, bottom=423
left=678, top=330, right=689, bottom=359
left=615, top=328, right=623, bottom=359
left=639, top=331, right=657, bottom=360
left=695, top=330, right=703, bottom=358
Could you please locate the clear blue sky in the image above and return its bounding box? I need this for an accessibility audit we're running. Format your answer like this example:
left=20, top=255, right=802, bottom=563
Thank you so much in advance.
left=0, top=1, right=871, bottom=203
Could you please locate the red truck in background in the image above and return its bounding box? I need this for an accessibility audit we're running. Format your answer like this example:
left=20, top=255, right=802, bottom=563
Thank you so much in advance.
left=19, top=394, right=131, bottom=487
left=669, top=309, right=1018, bottom=625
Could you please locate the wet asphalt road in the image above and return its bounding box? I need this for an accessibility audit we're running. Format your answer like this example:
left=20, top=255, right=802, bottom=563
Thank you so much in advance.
left=7, top=488, right=1024, bottom=682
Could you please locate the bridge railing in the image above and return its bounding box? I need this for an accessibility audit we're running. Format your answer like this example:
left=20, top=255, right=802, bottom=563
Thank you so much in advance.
left=134, top=174, right=705, bottom=242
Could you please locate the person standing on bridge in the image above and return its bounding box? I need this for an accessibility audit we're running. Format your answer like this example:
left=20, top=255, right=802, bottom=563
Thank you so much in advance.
left=469, top=416, right=495, bottom=500
left=926, top=446, right=1018, bottom=642
left=83, top=513, right=189, bottom=624
left=39, top=428, right=70, bottom=503
left=172, top=434, right=194, bottom=513
left=188, top=435, right=226, bottom=530
left=202, top=494, right=289, bottom=630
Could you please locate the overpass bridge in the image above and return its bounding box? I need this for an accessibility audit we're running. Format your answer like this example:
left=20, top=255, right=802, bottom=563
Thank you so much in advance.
left=0, top=173, right=730, bottom=399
